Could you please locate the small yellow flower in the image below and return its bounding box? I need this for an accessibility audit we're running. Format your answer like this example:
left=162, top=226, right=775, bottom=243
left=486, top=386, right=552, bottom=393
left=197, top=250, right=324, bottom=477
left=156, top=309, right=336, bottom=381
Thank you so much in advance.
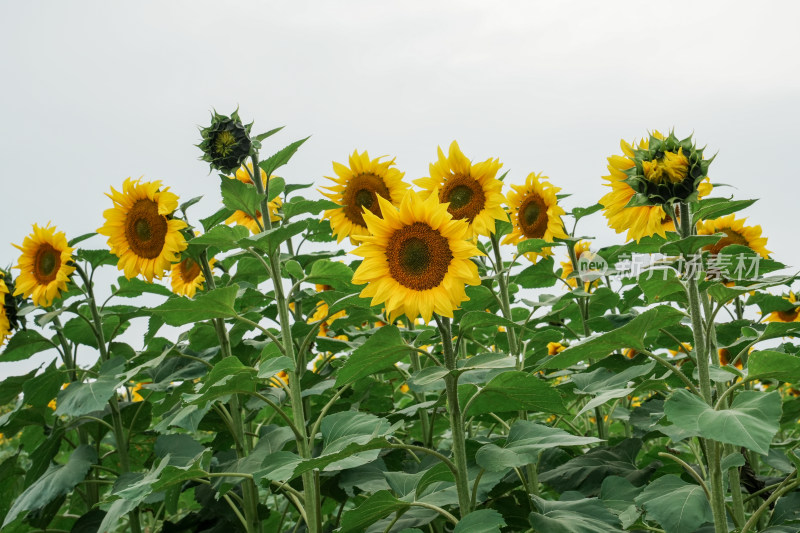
left=12, top=223, right=75, bottom=307
left=170, top=257, right=215, bottom=298
left=503, top=172, right=567, bottom=262
left=547, top=342, right=566, bottom=355
left=400, top=383, right=410, bottom=394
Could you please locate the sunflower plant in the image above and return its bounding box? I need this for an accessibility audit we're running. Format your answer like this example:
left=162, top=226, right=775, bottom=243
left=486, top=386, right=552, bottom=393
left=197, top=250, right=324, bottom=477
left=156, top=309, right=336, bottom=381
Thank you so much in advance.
left=0, top=119, right=799, bottom=533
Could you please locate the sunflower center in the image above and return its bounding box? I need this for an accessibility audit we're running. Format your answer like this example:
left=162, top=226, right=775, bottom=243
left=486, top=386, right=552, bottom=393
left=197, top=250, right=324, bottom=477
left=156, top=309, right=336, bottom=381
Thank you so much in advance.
left=777, top=308, right=799, bottom=322
left=643, top=150, right=690, bottom=185
left=439, top=175, right=485, bottom=223
left=386, top=222, right=453, bottom=291
left=214, top=130, right=237, bottom=156
left=342, top=173, right=392, bottom=227
left=125, top=199, right=169, bottom=259
left=33, top=244, right=61, bottom=284
left=706, top=229, right=750, bottom=255
left=518, top=194, right=548, bottom=238
left=179, top=258, right=202, bottom=282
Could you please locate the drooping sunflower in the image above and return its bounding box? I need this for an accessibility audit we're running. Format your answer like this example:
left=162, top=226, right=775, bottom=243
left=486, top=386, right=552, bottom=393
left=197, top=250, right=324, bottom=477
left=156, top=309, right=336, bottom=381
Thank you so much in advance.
left=170, top=256, right=215, bottom=298
left=351, top=191, right=482, bottom=323
left=600, top=133, right=714, bottom=242
left=225, top=163, right=283, bottom=233
left=416, top=141, right=508, bottom=238
left=98, top=178, right=188, bottom=282
left=765, top=292, right=800, bottom=323
left=696, top=214, right=770, bottom=258
left=321, top=150, right=408, bottom=244
left=0, top=273, right=11, bottom=346
left=502, top=171, right=568, bottom=261
left=12, top=223, right=75, bottom=307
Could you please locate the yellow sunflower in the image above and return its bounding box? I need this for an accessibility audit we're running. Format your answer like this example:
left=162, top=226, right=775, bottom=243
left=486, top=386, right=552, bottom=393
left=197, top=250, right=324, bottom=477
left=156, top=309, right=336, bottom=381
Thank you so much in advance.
left=416, top=141, right=508, bottom=238
left=12, top=223, right=75, bottom=307
left=547, top=342, right=566, bottom=355
left=600, top=133, right=713, bottom=242
left=0, top=273, right=11, bottom=346
left=225, top=163, right=283, bottom=233
left=98, top=178, right=188, bottom=282
left=560, top=240, right=600, bottom=290
left=170, top=257, right=215, bottom=298
left=765, top=292, right=800, bottom=323
left=718, top=348, right=743, bottom=370
left=696, top=214, right=770, bottom=258
left=321, top=150, right=408, bottom=244
left=351, top=191, right=482, bottom=323
left=502, top=172, right=568, bottom=261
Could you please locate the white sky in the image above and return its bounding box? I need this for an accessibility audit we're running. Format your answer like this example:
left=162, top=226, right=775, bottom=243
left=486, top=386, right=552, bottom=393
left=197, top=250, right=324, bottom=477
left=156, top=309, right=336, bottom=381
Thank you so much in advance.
left=1, top=1, right=799, bottom=378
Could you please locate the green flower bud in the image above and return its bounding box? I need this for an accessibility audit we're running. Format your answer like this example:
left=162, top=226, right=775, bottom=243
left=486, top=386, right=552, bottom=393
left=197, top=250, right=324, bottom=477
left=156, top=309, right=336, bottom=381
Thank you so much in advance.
left=197, top=109, right=253, bottom=174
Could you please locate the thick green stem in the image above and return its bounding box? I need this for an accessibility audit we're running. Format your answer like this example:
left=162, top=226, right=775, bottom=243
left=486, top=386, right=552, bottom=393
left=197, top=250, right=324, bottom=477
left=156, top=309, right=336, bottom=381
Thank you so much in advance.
left=435, top=316, right=472, bottom=517
left=678, top=202, right=727, bottom=533
left=198, top=254, right=261, bottom=533
left=75, top=266, right=141, bottom=533
left=250, top=153, right=320, bottom=533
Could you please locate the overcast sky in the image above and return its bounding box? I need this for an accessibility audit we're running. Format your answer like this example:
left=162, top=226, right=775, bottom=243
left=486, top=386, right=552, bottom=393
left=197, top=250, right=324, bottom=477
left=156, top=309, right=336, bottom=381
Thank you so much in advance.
left=1, top=1, right=799, bottom=378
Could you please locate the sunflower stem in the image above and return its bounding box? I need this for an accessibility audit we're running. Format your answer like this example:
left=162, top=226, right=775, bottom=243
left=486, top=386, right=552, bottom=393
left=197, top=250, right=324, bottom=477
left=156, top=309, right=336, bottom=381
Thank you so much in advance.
left=74, top=265, right=141, bottom=533
left=678, top=202, right=727, bottom=533
left=250, top=152, right=321, bottom=533
left=198, top=252, right=261, bottom=533
left=407, top=322, right=432, bottom=448
left=435, top=315, right=472, bottom=517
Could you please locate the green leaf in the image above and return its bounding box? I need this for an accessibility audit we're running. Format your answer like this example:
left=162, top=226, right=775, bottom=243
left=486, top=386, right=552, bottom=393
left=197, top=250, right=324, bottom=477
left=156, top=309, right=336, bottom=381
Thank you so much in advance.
left=240, top=220, right=308, bottom=254
left=283, top=198, right=338, bottom=219
left=112, top=276, right=173, bottom=298
left=22, top=361, right=64, bottom=408
left=306, top=260, right=356, bottom=291
left=257, top=356, right=295, bottom=379
left=253, top=126, right=284, bottom=142
left=538, top=306, right=685, bottom=370
left=265, top=176, right=285, bottom=202
left=659, top=235, right=722, bottom=256
left=55, top=373, right=124, bottom=417
left=692, top=197, right=757, bottom=223
left=317, top=411, right=392, bottom=471
left=0, top=330, right=53, bottom=362
left=76, top=248, right=118, bottom=269
left=528, top=494, right=624, bottom=532
left=259, top=137, right=310, bottom=178
left=0, top=367, right=40, bottom=404
left=517, top=257, right=557, bottom=289
left=634, top=475, right=713, bottom=533
left=188, top=357, right=257, bottom=405
left=465, top=371, right=568, bottom=416
left=748, top=351, right=800, bottom=382
left=62, top=314, right=125, bottom=348
left=476, top=421, right=602, bottom=472
left=571, top=204, right=604, bottom=221
left=68, top=232, right=97, bottom=247
left=516, top=239, right=555, bottom=255
left=3, top=445, right=97, bottom=526
left=189, top=224, right=250, bottom=252
left=151, top=285, right=239, bottom=326
left=220, top=174, right=263, bottom=217
left=454, top=509, right=506, bottom=533
left=339, top=490, right=410, bottom=533
left=284, top=260, right=304, bottom=280
left=200, top=206, right=234, bottom=232
left=664, top=389, right=782, bottom=454
left=154, top=434, right=205, bottom=467
left=458, top=353, right=517, bottom=370
left=335, top=326, right=410, bottom=387
left=179, top=194, right=203, bottom=213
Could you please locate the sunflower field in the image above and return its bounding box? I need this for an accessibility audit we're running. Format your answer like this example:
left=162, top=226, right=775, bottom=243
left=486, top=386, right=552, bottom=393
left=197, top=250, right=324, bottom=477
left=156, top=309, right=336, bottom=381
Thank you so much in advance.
left=1, top=110, right=799, bottom=533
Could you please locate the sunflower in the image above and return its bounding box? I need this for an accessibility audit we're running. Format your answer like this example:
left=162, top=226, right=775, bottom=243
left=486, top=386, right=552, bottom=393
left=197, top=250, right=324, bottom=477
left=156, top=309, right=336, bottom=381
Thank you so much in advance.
left=98, top=178, right=188, bottom=282
left=416, top=141, right=508, bottom=238
left=225, top=163, right=283, bottom=233
left=309, top=284, right=347, bottom=335
left=12, top=223, right=75, bottom=307
left=600, top=133, right=713, bottom=242
left=560, top=241, right=600, bottom=290
left=547, top=342, right=566, bottom=355
left=170, top=256, right=215, bottom=298
left=321, top=150, right=408, bottom=244
left=765, top=292, right=800, bottom=323
left=0, top=273, right=11, bottom=346
left=718, top=348, right=743, bottom=370
left=696, top=214, right=770, bottom=258
left=351, top=191, right=482, bottom=322
left=502, top=172, right=568, bottom=261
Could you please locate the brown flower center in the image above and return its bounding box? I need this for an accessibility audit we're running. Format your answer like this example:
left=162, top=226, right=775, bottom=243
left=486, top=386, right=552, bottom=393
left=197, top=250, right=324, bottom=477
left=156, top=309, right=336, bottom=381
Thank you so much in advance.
left=439, top=175, right=485, bottom=223
left=125, top=199, right=169, bottom=259
left=179, top=258, right=202, bottom=283
left=518, top=193, right=548, bottom=238
left=705, top=229, right=749, bottom=256
left=33, top=244, right=61, bottom=284
left=386, top=222, right=453, bottom=291
left=777, top=308, right=799, bottom=322
left=342, top=173, right=392, bottom=227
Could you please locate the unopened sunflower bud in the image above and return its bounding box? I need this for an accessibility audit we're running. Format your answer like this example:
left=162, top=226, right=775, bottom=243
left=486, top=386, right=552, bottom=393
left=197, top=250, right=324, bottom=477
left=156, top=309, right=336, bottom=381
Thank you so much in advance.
left=197, top=109, right=253, bottom=174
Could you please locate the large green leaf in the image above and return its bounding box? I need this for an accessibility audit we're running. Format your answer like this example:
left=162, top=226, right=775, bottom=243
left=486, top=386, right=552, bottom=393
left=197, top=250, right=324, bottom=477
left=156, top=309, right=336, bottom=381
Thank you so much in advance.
left=476, top=421, right=602, bottom=472
left=634, top=475, right=713, bottom=533
left=151, top=285, right=239, bottom=326
left=537, top=306, right=685, bottom=370
left=528, top=494, right=624, bottom=532
left=3, top=445, right=97, bottom=526
left=239, top=220, right=308, bottom=254
left=259, top=137, right=310, bottom=178
left=283, top=198, right=338, bottom=219
left=55, top=362, right=125, bottom=417
left=188, top=224, right=250, bottom=252
left=748, top=350, right=800, bottom=382
left=317, top=411, right=392, bottom=471
left=187, top=357, right=257, bottom=405
left=0, top=330, right=53, bottom=362
left=0, top=367, right=39, bottom=404
left=306, top=260, right=356, bottom=291
left=664, top=389, right=782, bottom=454
left=339, top=490, right=410, bottom=533
left=335, top=326, right=410, bottom=387
left=220, top=174, right=264, bottom=217
left=22, top=361, right=64, bottom=408
left=453, top=509, right=506, bottom=533
left=464, top=371, right=568, bottom=416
